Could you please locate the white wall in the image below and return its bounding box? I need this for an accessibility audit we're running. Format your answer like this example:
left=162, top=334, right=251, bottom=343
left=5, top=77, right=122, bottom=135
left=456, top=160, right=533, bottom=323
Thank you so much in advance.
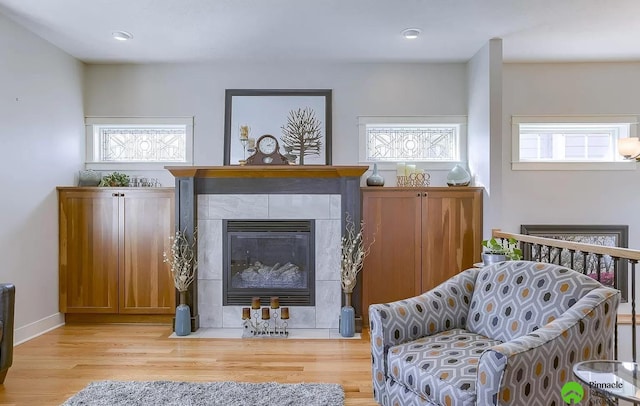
left=83, top=62, right=468, bottom=186
left=501, top=63, right=640, bottom=246
left=0, top=13, right=85, bottom=342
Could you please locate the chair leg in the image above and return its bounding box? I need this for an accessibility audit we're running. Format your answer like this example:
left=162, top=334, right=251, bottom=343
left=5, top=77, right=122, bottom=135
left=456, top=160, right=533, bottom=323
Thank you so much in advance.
left=0, top=369, right=8, bottom=384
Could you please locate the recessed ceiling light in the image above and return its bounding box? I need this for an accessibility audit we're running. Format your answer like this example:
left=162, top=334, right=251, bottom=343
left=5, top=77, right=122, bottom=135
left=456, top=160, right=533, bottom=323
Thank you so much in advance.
left=112, top=31, right=133, bottom=41
left=402, top=28, right=421, bottom=40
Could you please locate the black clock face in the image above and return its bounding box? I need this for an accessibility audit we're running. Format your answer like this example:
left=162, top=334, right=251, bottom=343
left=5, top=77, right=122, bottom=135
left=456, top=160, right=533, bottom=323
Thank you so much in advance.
left=258, top=136, right=277, bottom=155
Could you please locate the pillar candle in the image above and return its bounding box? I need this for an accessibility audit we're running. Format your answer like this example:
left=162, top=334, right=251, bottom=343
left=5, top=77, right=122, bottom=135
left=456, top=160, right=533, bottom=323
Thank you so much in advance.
left=242, top=307, right=250, bottom=320
left=406, top=164, right=416, bottom=176
left=280, top=307, right=289, bottom=320
left=270, top=296, right=280, bottom=309
left=247, top=138, right=256, bottom=149
left=396, top=162, right=406, bottom=178
left=251, top=296, right=261, bottom=309
left=261, top=307, right=270, bottom=320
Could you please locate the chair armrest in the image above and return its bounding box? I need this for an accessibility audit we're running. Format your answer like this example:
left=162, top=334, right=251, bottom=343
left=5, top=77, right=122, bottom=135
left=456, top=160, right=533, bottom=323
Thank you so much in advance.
left=369, top=268, right=478, bottom=403
left=475, top=287, right=620, bottom=405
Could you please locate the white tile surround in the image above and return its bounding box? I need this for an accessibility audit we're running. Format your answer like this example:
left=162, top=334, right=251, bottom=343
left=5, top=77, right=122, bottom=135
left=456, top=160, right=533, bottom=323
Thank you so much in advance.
left=197, top=194, right=342, bottom=330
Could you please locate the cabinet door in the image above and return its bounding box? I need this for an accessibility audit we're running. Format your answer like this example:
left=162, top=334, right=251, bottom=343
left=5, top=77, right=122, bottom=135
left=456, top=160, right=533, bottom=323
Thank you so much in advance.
left=361, top=190, right=422, bottom=323
left=119, top=190, right=176, bottom=314
left=59, top=190, right=119, bottom=313
left=421, top=189, right=482, bottom=292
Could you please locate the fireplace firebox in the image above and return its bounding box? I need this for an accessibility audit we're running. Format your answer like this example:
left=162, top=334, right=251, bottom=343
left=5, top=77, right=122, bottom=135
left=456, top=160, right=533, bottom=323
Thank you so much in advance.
left=223, top=220, right=315, bottom=306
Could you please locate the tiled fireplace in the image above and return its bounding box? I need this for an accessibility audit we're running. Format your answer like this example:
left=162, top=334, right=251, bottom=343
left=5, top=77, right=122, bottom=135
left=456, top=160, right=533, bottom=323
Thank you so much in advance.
left=166, top=166, right=368, bottom=332
left=198, top=193, right=341, bottom=328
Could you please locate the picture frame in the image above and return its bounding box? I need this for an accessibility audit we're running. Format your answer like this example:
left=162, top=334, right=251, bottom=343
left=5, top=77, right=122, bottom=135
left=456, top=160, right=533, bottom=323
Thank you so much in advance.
left=223, top=89, right=332, bottom=165
left=520, top=224, right=629, bottom=301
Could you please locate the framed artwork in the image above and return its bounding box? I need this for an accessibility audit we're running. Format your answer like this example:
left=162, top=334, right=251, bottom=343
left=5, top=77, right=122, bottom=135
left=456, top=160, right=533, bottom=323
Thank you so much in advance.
left=520, top=224, right=629, bottom=301
left=223, top=89, right=332, bottom=165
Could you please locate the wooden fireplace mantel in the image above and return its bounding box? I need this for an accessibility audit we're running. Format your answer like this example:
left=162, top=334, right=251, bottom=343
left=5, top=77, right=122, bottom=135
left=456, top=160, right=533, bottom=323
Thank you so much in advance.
left=165, top=165, right=368, bottom=179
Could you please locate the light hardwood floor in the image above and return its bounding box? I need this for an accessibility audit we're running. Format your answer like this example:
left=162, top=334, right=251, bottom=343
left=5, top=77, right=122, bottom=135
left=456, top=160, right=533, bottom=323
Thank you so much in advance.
left=0, top=324, right=377, bottom=405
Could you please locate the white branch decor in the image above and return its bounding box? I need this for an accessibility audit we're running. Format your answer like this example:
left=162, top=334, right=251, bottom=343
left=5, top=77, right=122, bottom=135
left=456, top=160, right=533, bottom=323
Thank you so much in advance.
left=163, top=229, right=198, bottom=293
left=340, top=213, right=374, bottom=294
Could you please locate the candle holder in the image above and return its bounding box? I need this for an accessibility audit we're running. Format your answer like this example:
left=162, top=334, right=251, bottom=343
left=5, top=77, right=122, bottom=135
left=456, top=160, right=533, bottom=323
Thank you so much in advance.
left=239, top=125, right=251, bottom=165
left=239, top=138, right=248, bottom=165
left=242, top=302, right=289, bottom=338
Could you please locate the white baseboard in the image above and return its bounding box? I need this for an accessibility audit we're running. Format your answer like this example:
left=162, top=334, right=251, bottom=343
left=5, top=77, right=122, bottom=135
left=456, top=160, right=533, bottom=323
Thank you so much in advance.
left=14, top=313, right=65, bottom=346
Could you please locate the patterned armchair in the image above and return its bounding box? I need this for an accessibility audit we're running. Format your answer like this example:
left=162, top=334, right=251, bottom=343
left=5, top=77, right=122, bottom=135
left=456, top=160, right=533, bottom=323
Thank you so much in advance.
left=369, top=261, right=620, bottom=406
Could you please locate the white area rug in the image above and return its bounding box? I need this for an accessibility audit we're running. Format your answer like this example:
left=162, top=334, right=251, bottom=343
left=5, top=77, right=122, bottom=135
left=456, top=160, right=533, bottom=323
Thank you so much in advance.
left=61, top=381, right=345, bottom=406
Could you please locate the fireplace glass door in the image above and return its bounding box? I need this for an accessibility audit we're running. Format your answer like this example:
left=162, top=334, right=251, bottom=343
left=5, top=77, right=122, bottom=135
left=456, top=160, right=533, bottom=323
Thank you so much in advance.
left=223, top=220, right=315, bottom=306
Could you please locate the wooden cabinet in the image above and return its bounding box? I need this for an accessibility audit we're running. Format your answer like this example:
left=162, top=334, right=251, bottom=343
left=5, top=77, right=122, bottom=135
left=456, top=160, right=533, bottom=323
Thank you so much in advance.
left=361, top=187, right=483, bottom=322
left=58, top=188, right=176, bottom=318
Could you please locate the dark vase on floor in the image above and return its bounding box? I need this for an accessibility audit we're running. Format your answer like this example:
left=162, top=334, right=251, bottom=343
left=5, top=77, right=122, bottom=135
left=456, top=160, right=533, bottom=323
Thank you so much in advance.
left=339, top=292, right=355, bottom=337
left=175, top=291, right=191, bottom=336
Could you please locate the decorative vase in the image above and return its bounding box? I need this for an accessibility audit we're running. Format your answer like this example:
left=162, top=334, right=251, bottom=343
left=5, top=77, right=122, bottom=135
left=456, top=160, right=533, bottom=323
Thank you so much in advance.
left=175, top=291, right=191, bottom=336
left=366, top=163, right=385, bottom=187
left=339, top=292, right=355, bottom=338
left=446, top=164, right=471, bottom=186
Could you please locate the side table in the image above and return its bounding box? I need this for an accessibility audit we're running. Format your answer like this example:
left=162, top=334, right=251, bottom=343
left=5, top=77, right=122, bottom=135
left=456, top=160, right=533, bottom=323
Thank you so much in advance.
left=573, top=360, right=640, bottom=405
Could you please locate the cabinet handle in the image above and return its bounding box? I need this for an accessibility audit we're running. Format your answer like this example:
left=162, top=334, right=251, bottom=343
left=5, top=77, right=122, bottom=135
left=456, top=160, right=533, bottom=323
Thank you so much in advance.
left=416, top=193, right=421, bottom=197
left=423, top=192, right=428, bottom=197
left=112, top=193, right=118, bottom=197
left=120, top=193, right=125, bottom=197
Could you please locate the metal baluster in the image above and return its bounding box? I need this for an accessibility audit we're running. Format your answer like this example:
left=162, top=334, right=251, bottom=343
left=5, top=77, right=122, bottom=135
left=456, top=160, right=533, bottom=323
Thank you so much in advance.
left=582, top=252, right=588, bottom=275
left=632, top=260, right=637, bottom=363
left=612, top=256, right=620, bottom=361
left=546, top=245, right=552, bottom=263
left=596, top=254, right=603, bottom=283
left=569, top=249, right=576, bottom=270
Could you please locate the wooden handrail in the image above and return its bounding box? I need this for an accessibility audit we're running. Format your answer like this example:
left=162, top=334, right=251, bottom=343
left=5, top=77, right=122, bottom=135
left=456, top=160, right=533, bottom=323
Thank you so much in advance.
left=492, top=229, right=640, bottom=261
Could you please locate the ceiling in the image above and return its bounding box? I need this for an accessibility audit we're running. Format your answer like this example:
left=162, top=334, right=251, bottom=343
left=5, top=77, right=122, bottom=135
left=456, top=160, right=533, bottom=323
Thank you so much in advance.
left=1, top=0, right=639, bottom=64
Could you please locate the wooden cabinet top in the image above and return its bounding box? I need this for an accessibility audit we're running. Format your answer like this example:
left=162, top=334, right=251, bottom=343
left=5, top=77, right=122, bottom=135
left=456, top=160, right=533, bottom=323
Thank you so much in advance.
left=361, top=186, right=484, bottom=192
left=57, top=187, right=175, bottom=191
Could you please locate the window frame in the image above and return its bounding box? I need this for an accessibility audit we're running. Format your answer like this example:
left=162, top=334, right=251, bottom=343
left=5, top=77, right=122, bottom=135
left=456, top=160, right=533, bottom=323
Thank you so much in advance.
left=511, top=115, right=638, bottom=171
left=358, top=115, right=467, bottom=170
left=85, top=116, right=194, bottom=170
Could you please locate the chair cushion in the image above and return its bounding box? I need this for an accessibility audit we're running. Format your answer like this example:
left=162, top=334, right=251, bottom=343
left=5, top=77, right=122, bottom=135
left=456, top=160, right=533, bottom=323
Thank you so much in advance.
left=387, top=328, right=502, bottom=405
left=466, top=261, right=603, bottom=342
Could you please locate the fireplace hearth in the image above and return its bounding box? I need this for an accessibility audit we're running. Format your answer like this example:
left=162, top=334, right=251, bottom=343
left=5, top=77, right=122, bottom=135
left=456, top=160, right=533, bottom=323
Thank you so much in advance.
left=223, top=220, right=315, bottom=306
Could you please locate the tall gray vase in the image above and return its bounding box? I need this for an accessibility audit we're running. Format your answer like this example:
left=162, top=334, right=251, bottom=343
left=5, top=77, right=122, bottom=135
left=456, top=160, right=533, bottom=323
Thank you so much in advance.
left=175, top=291, right=191, bottom=336
left=339, top=292, right=355, bottom=337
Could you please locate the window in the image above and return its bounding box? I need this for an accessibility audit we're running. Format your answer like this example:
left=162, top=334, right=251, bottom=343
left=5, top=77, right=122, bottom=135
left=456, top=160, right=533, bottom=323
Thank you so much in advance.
left=85, top=117, right=194, bottom=170
left=512, top=115, right=638, bottom=170
left=358, top=116, right=467, bottom=169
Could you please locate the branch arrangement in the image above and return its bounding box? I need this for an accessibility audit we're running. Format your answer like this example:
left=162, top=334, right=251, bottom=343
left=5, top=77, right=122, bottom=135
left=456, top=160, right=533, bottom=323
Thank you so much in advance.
left=280, top=107, right=322, bottom=164
left=341, top=213, right=374, bottom=294
left=163, top=229, right=198, bottom=292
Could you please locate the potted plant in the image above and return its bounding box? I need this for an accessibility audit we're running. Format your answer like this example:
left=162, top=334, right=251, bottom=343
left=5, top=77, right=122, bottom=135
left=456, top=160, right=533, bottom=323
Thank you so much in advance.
left=481, top=237, right=522, bottom=265
left=98, top=172, right=130, bottom=187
